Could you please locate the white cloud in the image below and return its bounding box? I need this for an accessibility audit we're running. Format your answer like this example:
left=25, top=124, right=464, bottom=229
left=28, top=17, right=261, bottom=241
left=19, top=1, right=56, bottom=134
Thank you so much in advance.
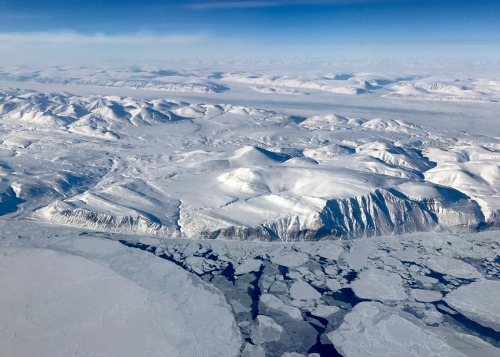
left=186, top=0, right=402, bottom=10
left=0, top=31, right=207, bottom=46
left=0, top=29, right=497, bottom=67
left=186, top=1, right=281, bottom=9
left=0, top=31, right=210, bottom=66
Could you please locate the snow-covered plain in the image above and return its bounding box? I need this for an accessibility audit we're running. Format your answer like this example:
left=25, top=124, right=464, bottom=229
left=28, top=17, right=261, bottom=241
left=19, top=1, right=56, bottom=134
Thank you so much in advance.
left=0, top=64, right=499, bottom=356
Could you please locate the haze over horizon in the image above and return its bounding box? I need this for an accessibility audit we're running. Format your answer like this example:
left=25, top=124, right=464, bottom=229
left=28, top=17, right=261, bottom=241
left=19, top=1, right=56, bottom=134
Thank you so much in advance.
left=1, top=0, right=499, bottom=65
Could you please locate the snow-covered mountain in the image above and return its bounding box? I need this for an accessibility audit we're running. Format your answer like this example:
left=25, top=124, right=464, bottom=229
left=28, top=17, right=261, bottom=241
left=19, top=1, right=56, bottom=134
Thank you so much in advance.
left=383, top=80, right=496, bottom=102
left=0, top=68, right=227, bottom=93
left=221, top=72, right=370, bottom=94
left=2, top=66, right=498, bottom=103
left=1, top=88, right=498, bottom=240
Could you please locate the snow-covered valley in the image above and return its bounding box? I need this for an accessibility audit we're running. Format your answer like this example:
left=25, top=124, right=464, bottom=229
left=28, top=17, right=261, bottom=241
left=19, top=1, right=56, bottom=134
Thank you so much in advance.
left=0, top=65, right=499, bottom=356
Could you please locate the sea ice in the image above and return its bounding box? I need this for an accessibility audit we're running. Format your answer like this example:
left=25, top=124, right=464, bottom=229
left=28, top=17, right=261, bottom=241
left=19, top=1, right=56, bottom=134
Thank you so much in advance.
left=445, top=280, right=500, bottom=332
left=271, top=251, right=310, bottom=267
left=251, top=315, right=284, bottom=344
left=350, top=268, right=407, bottom=301
left=410, top=289, right=443, bottom=303
left=426, top=256, right=482, bottom=280
left=0, top=246, right=241, bottom=357
left=235, top=258, right=263, bottom=275
left=289, top=280, right=322, bottom=301
left=329, top=302, right=468, bottom=357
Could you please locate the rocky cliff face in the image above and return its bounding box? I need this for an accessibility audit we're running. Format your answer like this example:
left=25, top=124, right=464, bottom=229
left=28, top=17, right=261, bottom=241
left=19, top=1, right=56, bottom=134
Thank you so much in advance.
left=179, top=188, right=485, bottom=241
left=39, top=200, right=178, bottom=237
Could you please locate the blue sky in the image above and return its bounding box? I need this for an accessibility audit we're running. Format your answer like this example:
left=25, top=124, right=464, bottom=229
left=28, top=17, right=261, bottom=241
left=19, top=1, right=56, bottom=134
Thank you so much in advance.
left=1, top=0, right=499, bottom=64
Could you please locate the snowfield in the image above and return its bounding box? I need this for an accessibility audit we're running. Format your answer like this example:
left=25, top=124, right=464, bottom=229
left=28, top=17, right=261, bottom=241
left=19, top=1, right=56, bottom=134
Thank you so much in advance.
left=0, top=64, right=499, bottom=357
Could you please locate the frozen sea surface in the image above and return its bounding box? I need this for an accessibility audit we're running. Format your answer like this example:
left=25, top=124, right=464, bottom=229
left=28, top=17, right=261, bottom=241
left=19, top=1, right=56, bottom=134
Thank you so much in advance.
left=1, top=221, right=498, bottom=357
